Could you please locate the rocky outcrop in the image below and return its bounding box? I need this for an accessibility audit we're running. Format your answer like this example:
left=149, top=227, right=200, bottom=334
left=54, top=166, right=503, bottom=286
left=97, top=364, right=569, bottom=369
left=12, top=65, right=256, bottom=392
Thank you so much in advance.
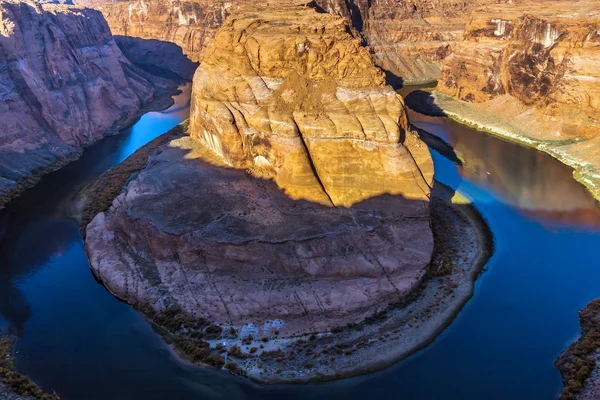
left=83, top=6, right=497, bottom=383
left=190, top=9, right=433, bottom=207
left=86, top=5, right=434, bottom=336
left=0, top=0, right=172, bottom=208
left=76, top=0, right=499, bottom=85
left=433, top=0, right=600, bottom=199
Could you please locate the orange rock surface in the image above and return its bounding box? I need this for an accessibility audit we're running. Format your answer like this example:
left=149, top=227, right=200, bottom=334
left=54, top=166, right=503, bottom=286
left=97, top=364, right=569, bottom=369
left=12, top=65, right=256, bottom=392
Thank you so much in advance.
left=0, top=0, right=167, bottom=208
left=435, top=0, right=600, bottom=199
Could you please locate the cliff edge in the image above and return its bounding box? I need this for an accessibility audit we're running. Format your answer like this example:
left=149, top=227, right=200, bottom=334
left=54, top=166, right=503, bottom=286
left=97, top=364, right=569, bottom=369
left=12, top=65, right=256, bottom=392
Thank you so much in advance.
left=0, top=0, right=174, bottom=209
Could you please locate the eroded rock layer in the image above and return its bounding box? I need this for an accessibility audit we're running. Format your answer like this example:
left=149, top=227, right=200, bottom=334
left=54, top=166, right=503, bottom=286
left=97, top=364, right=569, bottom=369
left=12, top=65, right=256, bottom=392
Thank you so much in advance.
left=0, top=0, right=165, bottom=208
left=190, top=9, right=433, bottom=207
left=434, top=0, right=600, bottom=199
left=76, top=0, right=499, bottom=84
left=315, top=0, right=501, bottom=84
left=86, top=8, right=435, bottom=338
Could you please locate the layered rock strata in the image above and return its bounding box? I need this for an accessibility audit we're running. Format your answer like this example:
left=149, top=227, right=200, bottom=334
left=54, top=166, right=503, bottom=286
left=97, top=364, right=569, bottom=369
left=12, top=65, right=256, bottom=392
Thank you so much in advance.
left=315, top=0, right=500, bottom=85
left=189, top=9, right=433, bottom=207
left=77, top=0, right=499, bottom=85
left=0, top=0, right=171, bottom=208
left=434, top=0, right=600, bottom=199
left=87, top=6, right=435, bottom=338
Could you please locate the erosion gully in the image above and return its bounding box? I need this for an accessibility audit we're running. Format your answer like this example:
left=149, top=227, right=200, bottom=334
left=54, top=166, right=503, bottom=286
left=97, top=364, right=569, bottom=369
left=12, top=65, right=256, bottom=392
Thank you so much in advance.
left=0, top=84, right=599, bottom=399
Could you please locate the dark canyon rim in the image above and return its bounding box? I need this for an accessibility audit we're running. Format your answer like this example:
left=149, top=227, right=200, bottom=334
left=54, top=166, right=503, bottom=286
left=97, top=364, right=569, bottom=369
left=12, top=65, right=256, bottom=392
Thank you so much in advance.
left=0, top=86, right=598, bottom=399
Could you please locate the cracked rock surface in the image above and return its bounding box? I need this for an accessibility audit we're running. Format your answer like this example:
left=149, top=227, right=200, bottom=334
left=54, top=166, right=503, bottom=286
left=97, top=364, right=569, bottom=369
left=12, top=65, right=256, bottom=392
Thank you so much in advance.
left=85, top=7, right=435, bottom=337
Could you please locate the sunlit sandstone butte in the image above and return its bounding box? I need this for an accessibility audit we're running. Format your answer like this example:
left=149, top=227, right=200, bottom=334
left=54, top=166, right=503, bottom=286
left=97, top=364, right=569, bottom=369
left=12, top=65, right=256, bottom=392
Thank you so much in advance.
left=86, top=7, right=435, bottom=340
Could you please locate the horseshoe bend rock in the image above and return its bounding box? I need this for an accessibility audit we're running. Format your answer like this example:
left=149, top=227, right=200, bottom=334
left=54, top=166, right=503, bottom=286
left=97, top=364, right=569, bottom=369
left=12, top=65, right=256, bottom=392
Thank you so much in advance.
left=190, top=8, right=433, bottom=207
left=85, top=8, right=435, bottom=338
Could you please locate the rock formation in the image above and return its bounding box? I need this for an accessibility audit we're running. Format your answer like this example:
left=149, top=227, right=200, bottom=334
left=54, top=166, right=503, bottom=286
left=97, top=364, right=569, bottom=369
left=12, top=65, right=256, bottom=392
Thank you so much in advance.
left=190, top=9, right=433, bottom=207
left=76, top=0, right=499, bottom=85
left=556, top=299, right=600, bottom=400
left=315, top=0, right=501, bottom=85
left=433, top=0, right=600, bottom=199
left=0, top=0, right=173, bottom=209
left=86, top=6, right=434, bottom=339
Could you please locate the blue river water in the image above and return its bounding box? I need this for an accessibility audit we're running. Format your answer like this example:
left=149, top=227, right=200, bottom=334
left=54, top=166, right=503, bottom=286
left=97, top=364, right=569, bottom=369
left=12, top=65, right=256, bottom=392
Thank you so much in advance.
left=0, top=86, right=599, bottom=399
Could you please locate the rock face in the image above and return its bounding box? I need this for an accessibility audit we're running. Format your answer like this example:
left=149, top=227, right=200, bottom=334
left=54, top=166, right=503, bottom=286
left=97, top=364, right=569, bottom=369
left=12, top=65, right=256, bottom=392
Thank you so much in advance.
left=76, top=0, right=499, bottom=85
left=0, top=0, right=166, bottom=208
left=315, top=0, right=500, bottom=84
left=434, top=0, right=600, bottom=199
left=190, top=9, right=433, bottom=207
left=86, top=7, right=435, bottom=338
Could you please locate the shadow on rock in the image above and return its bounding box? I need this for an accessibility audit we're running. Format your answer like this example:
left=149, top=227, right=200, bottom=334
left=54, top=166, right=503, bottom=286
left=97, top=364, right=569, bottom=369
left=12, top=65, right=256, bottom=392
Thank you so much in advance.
left=404, top=90, right=447, bottom=116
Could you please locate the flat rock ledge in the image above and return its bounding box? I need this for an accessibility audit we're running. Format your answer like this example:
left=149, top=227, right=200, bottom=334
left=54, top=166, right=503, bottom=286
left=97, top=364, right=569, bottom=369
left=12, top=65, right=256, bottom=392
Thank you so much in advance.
left=84, top=134, right=492, bottom=383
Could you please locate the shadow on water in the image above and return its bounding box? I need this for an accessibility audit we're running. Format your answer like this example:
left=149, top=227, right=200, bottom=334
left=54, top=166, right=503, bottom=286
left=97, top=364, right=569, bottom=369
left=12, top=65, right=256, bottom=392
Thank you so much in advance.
left=0, top=82, right=599, bottom=399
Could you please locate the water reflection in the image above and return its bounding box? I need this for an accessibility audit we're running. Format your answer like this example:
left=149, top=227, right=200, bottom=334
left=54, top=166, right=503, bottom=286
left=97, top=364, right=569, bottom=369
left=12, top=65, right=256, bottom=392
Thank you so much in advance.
left=0, top=84, right=190, bottom=343
left=409, top=110, right=600, bottom=228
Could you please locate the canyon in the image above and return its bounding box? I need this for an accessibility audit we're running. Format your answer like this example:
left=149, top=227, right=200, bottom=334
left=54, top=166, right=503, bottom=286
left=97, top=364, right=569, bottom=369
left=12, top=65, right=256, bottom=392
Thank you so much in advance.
left=0, top=0, right=598, bottom=396
left=432, top=0, right=600, bottom=201
left=75, top=0, right=502, bottom=85
left=0, top=0, right=177, bottom=210
left=84, top=5, right=489, bottom=382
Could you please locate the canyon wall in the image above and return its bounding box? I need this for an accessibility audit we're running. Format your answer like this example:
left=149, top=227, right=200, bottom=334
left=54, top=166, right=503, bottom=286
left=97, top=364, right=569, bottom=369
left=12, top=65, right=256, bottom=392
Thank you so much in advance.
left=315, top=0, right=501, bottom=84
left=434, top=0, right=600, bottom=199
left=0, top=0, right=168, bottom=208
left=76, top=0, right=500, bottom=85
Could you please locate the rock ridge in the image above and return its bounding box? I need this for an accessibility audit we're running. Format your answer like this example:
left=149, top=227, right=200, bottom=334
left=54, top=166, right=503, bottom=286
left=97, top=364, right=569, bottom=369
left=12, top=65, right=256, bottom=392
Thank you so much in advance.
left=0, top=0, right=175, bottom=209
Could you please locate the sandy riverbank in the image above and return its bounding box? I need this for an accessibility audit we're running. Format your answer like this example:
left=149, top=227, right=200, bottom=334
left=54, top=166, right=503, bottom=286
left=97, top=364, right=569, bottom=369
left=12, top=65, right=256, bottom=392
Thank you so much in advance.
left=405, top=90, right=600, bottom=203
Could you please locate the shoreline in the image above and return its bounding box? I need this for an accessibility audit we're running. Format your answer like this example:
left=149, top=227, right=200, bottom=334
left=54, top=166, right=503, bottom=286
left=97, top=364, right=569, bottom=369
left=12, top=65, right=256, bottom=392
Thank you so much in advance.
left=555, top=299, right=600, bottom=400
left=0, top=85, right=180, bottom=214
left=80, top=130, right=493, bottom=383
left=74, top=122, right=187, bottom=232
left=0, top=333, right=59, bottom=399
left=405, top=90, right=600, bottom=203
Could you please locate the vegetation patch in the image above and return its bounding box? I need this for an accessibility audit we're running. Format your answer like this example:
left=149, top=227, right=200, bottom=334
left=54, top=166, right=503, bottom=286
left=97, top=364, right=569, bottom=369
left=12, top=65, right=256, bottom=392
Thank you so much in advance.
left=0, top=335, right=59, bottom=399
left=138, top=305, right=230, bottom=367
left=556, top=299, right=600, bottom=400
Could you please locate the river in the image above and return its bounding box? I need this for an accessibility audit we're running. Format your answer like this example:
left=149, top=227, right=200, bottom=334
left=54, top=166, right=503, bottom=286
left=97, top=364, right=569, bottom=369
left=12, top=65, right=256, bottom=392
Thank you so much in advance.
left=0, top=85, right=599, bottom=399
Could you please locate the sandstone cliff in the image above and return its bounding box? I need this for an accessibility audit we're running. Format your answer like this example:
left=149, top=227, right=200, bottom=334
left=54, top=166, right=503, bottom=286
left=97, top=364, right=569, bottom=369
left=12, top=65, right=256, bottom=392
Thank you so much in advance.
left=190, top=9, right=433, bottom=207
left=315, top=0, right=501, bottom=84
left=433, top=0, right=600, bottom=199
left=87, top=5, right=434, bottom=336
left=0, top=0, right=169, bottom=208
left=76, top=0, right=499, bottom=85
